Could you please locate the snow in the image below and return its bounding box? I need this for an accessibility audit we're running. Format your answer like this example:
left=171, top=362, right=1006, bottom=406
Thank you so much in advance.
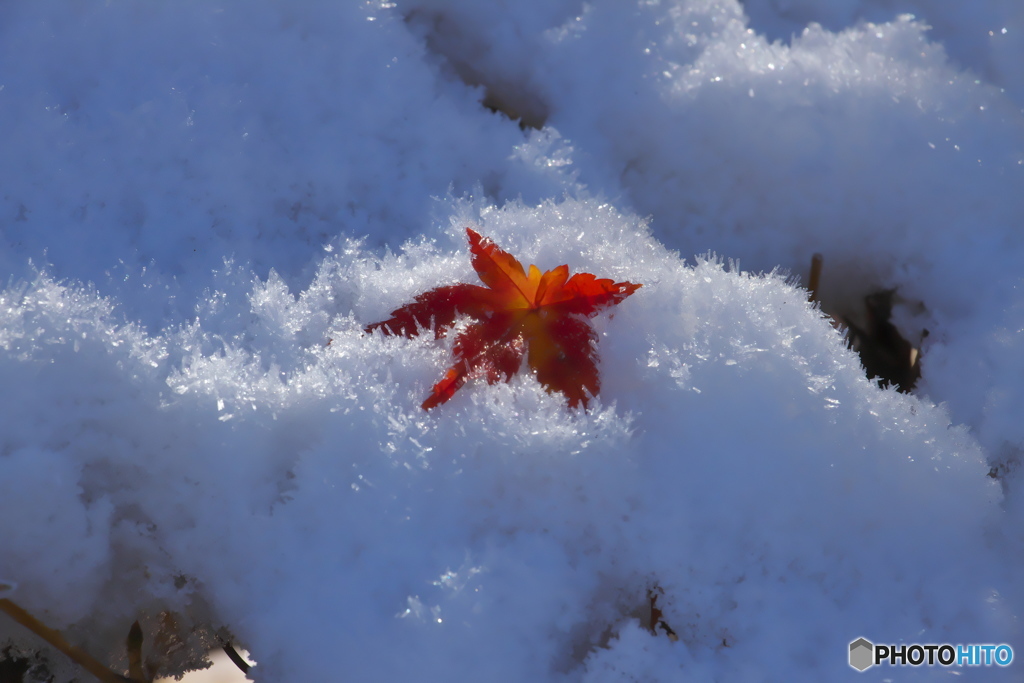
left=0, top=0, right=1021, bottom=680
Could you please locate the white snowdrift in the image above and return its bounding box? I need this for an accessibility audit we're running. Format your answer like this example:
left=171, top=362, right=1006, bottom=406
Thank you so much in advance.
left=0, top=0, right=1021, bottom=680
left=0, top=200, right=1011, bottom=679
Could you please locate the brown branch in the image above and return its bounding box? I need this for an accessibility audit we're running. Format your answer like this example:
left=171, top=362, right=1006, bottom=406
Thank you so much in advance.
left=126, top=621, right=147, bottom=682
left=807, top=253, right=823, bottom=303
left=0, top=599, right=132, bottom=683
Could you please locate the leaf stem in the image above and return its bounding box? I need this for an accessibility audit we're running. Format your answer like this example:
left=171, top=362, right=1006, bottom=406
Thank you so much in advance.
left=222, top=643, right=251, bottom=674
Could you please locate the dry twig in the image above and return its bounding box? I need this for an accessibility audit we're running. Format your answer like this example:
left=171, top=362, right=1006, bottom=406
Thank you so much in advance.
left=0, top=599, right=132, bottom=683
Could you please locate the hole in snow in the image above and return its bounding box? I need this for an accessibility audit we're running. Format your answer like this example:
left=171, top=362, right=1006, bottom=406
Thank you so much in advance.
left=156, top=647, right=254, bottom=683
left=807, top=253, right=925, bottom=393
left=840, top=288, right=925, bottom=393
left=404, top=9, right=550, bottom=130
left=987, top=443, right=1021, bottom=487
left=0, top=649, right=34, bottom=683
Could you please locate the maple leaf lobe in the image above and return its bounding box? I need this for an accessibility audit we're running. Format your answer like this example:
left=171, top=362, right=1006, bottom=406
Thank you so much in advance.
left=365, top=228, right=641, bottom=409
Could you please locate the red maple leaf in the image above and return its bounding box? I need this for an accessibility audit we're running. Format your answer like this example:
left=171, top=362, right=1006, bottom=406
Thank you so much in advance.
left=366, top=228, right=641, bottom=409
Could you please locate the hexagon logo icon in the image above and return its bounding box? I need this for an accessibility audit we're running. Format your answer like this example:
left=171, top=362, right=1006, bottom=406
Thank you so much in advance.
left=849, top=637, right=874, bottom=671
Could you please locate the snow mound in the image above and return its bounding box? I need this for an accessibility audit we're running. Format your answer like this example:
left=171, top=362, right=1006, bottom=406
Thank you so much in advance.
left=0, top=1, right=569, bottom=328
left=1, top=198, right=1009, bottom=679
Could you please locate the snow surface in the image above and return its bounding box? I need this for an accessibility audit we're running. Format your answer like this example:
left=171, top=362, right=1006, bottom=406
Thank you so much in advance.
left=0, top=0, right=1022, bottom=680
